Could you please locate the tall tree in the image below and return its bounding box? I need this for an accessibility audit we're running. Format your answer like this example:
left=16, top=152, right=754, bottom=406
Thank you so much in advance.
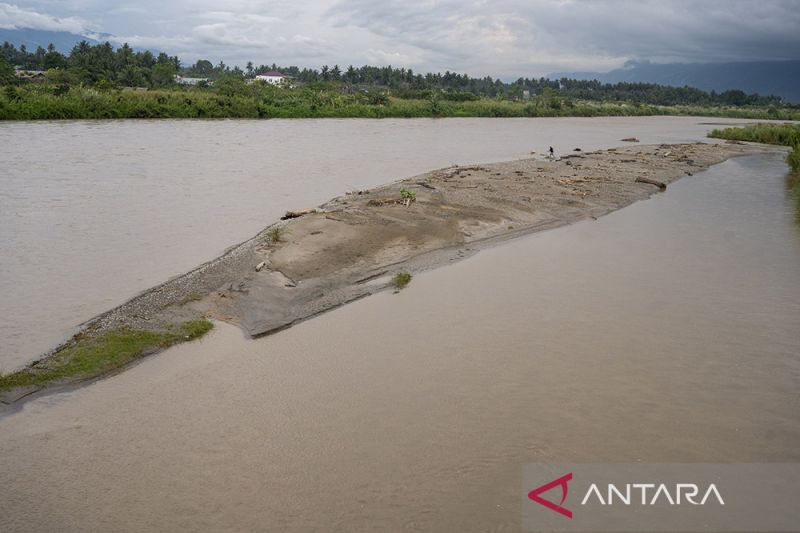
left=0, top=55, right=14, bottom=84
left=151, top=63, right=176, bottom=86
left=193, top=59, right=213, bottom=76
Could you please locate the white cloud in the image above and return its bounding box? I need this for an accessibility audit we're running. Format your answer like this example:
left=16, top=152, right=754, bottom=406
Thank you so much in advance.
left=89, top=32, right=194, bottom=51
left=365, top=48, right=420, bottom=66
left=0, top=2, right=88, bottom=33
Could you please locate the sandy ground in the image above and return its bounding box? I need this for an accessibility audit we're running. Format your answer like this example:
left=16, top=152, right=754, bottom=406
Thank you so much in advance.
left=1, top=140, right=780, bottom=404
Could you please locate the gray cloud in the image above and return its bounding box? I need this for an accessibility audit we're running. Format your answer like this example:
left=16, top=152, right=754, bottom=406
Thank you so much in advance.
left=3, top=0, right=799, bottom=76
left=327, top=0, right=800, bottom=74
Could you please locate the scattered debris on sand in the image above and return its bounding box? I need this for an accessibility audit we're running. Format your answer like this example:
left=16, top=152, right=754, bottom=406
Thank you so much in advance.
left=635, top=176, right=668, bottom=190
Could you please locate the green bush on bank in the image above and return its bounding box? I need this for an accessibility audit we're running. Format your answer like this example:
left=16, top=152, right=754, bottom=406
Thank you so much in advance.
left=708, top=123, right=800, bottom=172
left=2, top=83, right=800, bottom=121
left=708, top=123, right=800, bottom=146
left=788, top=147, right=800, bottom=173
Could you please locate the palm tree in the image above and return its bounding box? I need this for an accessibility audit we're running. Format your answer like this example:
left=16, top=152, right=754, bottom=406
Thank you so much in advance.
left=345, top=65, right=357, bottom=83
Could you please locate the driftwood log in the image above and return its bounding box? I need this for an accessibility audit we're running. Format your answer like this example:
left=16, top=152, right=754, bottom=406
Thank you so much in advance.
left=367, top=197, right=416, bottom=207
left=635, top=176, right=667, bottom=190
left=281, top=208, right=317, bottom=220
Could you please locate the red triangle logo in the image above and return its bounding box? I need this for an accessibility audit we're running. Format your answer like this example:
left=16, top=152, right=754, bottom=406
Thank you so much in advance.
left=528, top=472, right=573, bottom=518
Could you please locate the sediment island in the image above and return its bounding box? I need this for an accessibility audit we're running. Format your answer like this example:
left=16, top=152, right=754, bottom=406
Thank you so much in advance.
left=0, top=140, right=783, bottom=405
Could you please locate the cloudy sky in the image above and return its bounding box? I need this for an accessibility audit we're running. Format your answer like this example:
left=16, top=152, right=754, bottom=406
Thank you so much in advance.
left=1, top=1, right=799, bottom=77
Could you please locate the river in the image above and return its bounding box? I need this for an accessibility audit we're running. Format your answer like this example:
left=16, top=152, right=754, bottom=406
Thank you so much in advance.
left=0, top=121, right=798, bottom=531
left=0, top=116, right=762, bottom=370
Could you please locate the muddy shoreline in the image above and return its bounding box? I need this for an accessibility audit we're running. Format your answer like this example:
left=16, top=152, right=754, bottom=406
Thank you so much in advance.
left=0, top=141, right=782, bottom=405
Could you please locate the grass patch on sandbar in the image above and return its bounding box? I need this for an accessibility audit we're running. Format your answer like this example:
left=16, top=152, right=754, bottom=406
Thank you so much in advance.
left=264, top=225, right=287, bottom=243
left=0, top=320, right=213, bottom=393
left=392, top=272, right=413, bottom=292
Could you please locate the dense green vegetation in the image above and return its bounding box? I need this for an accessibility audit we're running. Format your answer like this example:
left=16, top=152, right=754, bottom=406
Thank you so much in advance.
left=708, top=123, right=800, bottom=172
left=0, top=320, right=213, bottom=392
left=2, top=40, right=800, bottom=120
left=3, top=41, right=180, bottom=86
left=3, top=83, right=799, bottom=121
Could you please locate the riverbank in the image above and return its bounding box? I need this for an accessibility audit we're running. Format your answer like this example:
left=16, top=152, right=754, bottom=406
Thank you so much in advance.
left=2, top=86, right=799, bottom=120
left=708, top=123, right=800, bottom=172
left=0, top=140, right=782, bottom=405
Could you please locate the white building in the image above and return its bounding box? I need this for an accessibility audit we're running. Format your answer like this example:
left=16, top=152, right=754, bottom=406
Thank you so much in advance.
left=175, top=76, right=209, bottom=85
left=255, top=70, right=286, bottom=85
left=14, top=67, right=46, bottom=80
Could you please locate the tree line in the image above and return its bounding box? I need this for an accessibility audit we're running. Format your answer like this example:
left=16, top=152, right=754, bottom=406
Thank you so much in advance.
left=1, top=41, right=180, bottom=88
left=0, top=40, right=790, bottom=108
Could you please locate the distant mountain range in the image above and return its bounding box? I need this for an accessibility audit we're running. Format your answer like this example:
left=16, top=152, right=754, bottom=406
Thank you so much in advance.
left=549, top=60, right=800, bottom=103
left=0, top=28, right=101, bottom=52
left=1, top=27, right=161, bottom=60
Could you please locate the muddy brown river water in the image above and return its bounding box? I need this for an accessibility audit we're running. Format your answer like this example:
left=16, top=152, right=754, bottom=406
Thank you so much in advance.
left=0, top=140, right=798, bottom=530
left=0, top=116, right=765, bottom=370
